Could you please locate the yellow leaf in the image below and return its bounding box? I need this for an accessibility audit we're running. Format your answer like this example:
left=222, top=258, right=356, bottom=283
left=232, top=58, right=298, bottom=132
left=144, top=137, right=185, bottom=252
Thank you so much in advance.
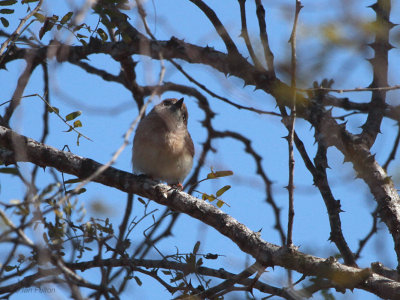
left=207, top=170, right=233, bottom=179
left=73, top=120, right=82, bottom=128
left=216, top=185, right=231, bottom=197
left=207, top=194, right=216, bottom=202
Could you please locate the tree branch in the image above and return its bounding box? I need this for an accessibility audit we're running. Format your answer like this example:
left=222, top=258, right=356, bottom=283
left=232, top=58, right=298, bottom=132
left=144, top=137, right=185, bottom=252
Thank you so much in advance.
left=360, top=0, right=393, bottom=147
left=188, top=0, right=240, bottom=56
left=0, top=126, right=399, bottom=298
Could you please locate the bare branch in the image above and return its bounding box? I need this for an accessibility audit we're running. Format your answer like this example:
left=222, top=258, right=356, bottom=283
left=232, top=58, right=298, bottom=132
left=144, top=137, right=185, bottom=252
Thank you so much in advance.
left=0, top=126, right=396, bottom=299
left=286, top=0, right=303, bottom=249
left=255, top=0, right=275, bottom=75
left=188, top=0, right=240, bottom=56
left=360, top=0, right=393, bottom=147
left=238, top=0, right=263, bottom=69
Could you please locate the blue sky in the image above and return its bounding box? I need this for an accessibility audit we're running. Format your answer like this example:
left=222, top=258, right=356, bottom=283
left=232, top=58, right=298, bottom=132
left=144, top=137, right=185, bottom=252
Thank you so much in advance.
left=1, top=0, right=400, bottom=299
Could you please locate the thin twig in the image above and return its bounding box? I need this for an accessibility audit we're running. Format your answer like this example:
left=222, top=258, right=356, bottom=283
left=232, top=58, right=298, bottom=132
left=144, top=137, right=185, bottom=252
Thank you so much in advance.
left=103, top=193, right=133, bottom=285
left=189, top=0, right=239, bottom=56
left=0, top=209, right=34, bottom=246
left=255, top=0, right=275, bottom=75
left=31, top=63, right=51, bottom=185
left=3, top=59, right=37, bottom=125
left=0, top=0, right=44, bottom=60
left=20, top=93, right=92, bottom=142
left=285, top=1, right=302, bottom=288
left=135, top=0, right=276, bottom=117
left=170, top=60, right=280, bottom=117
left=238, top=0, right=263, bottom=69
left=211, top=129, right=285, bottom=243
left=355, top=207, right=379, bottom=260
left=383, top=123, right=400, bottom=170
left=198, top=262, right=261, bottom=298
left=286, top=0, right=302, bottom=249
left=298, top=84, right=400, bottom=93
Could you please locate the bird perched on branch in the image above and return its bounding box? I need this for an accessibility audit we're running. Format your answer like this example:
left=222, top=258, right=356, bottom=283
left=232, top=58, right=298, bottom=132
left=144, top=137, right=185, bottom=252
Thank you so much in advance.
left=132, top=98, right=194, bottom=189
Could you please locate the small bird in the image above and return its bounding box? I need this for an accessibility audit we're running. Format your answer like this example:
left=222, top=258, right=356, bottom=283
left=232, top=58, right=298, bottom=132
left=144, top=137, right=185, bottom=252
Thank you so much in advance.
left=132, top=98, right=194, bottom=188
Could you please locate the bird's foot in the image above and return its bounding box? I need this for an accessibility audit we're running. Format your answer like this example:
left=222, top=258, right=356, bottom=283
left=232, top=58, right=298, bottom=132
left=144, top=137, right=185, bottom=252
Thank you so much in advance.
left=170, top=183, right=183, bottom=191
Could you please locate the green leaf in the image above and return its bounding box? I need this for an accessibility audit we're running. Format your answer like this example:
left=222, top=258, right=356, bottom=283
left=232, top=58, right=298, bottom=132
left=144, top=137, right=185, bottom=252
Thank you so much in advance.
left=65, top=110, right=82, bottom=121
left=60, top=11, right=73, bottom=24
left=0, top=167, right=18, bottom=175
left=100, top=15, right=113, bottom=29
left=0, top=17, right=9, bottom=27
left=201, top=193, right=216, bottom=202
left=4, top=265, right=16, bottom=272
left=79, top=38, right=87, bottom=46
left=206, top=194, right=216, bottom=202
left=216, top=185, right=231, bottom=197
left=137, top=197, right=146, bottom=205
left=0, top=8, right=14, bottom=14
left=97, top=28, right=108, bottom=41
left=0, top=0, right=17, bottom=6
left=33, top=12, right=45, bottom=22
left=49, top=106, right=59, bottom=114
left=76, top=33, right=88, bottom=38
left=39, top=18, right=55, bottom=39
left=49, top=15, right=58, bottom=22
left=133, top=276, right=142, bottom=286
left=207, top=170, right=234, bottom=179
left=73, top=120, right=82, bottom=128
left=193, top=241, right=200, bottom=255
left=216, top=200, right=224, bottom=208
left=22, top=0, right=39, bottom=3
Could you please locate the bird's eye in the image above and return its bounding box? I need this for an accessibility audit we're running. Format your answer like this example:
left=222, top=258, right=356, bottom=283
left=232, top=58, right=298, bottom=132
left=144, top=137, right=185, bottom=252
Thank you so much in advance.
left=163, top=100, right=172, bottom=106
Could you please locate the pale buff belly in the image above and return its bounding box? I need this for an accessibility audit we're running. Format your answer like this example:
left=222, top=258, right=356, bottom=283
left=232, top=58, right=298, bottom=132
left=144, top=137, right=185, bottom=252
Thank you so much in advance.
left=132, top=131, right=193, bottom=183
